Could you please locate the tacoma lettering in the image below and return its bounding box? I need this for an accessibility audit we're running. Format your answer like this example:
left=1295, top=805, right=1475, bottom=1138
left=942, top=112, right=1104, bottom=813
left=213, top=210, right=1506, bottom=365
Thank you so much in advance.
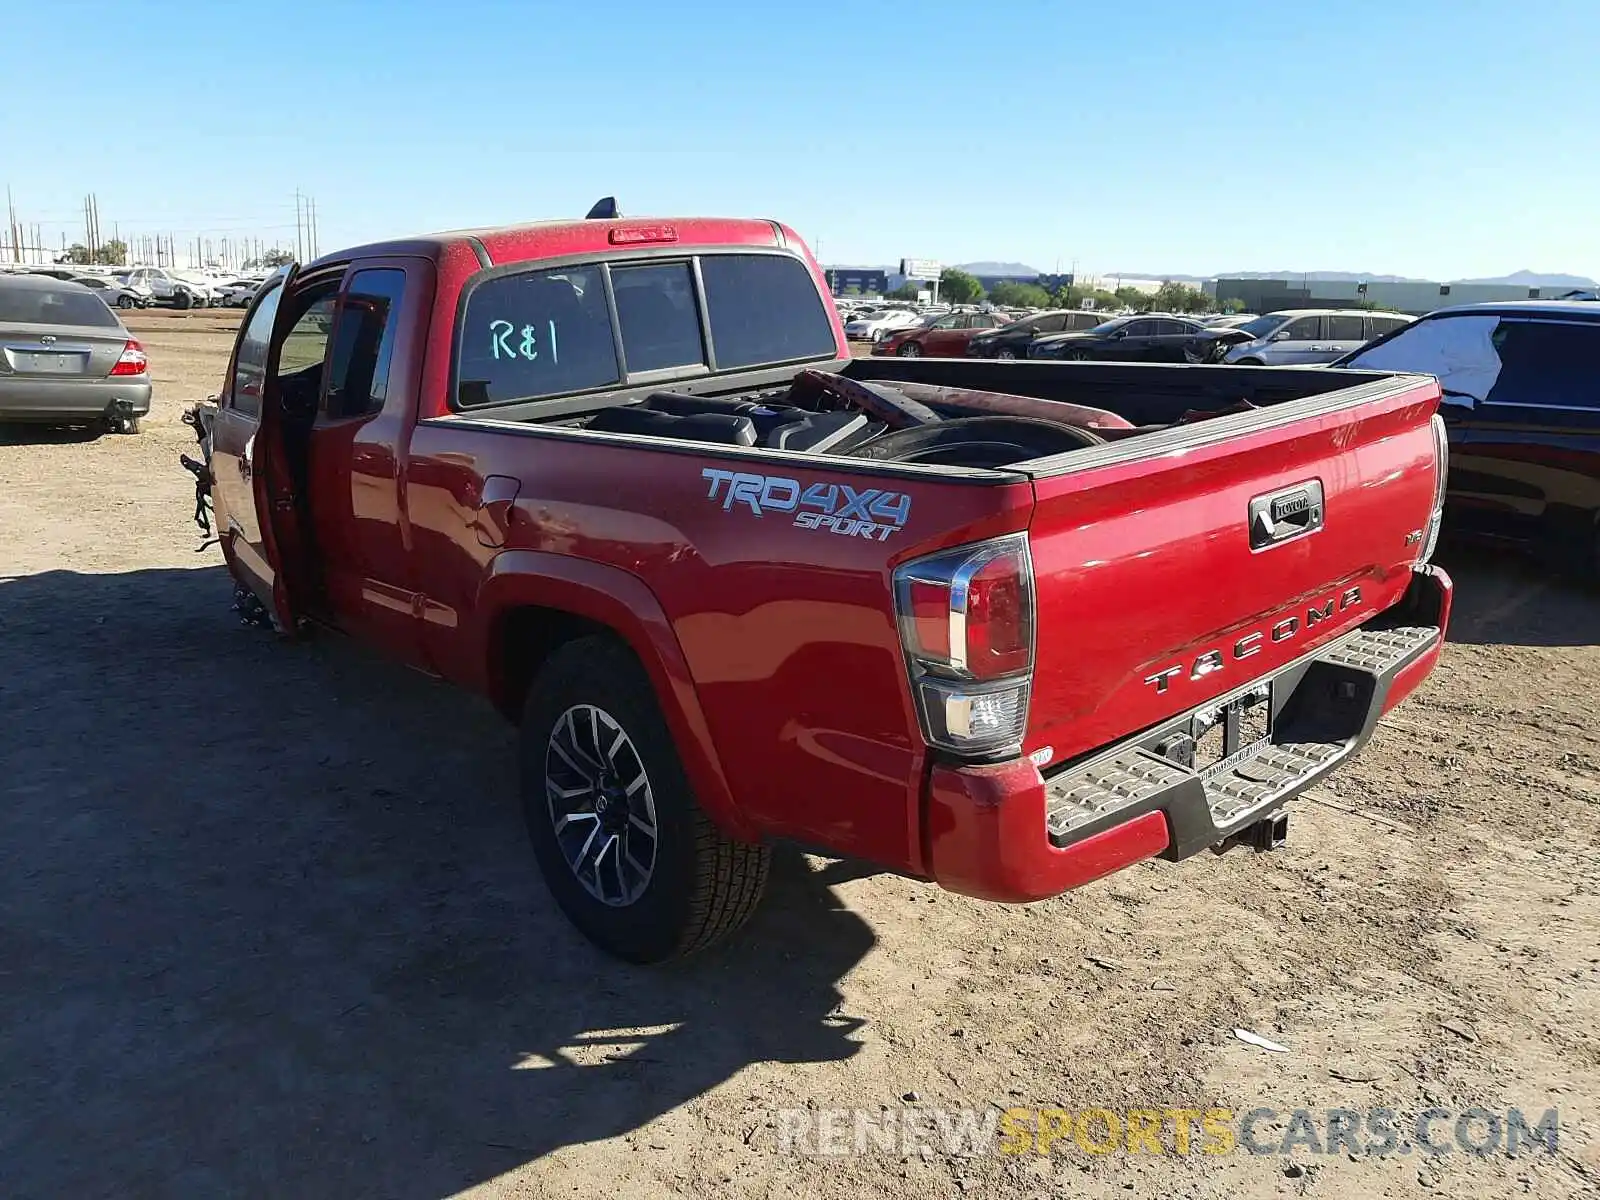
left=1143, top=588, right=1363, bottom=694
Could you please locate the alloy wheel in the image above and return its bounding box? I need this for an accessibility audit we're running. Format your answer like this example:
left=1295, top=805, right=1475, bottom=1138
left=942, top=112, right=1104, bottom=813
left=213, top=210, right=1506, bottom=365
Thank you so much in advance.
left=545, top=704, right=659, bottom=906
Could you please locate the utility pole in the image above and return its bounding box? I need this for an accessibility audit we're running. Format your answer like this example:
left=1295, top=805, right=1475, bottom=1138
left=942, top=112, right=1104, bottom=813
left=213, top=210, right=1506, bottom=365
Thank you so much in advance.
left=309, top=196, right=318, bottom=259
left=294, top=190, right=304, bottom=262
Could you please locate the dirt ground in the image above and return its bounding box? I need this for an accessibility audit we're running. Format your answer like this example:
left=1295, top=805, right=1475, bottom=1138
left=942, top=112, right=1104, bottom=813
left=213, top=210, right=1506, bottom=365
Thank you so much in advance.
left=1, top=309, right=1596, bottom=1199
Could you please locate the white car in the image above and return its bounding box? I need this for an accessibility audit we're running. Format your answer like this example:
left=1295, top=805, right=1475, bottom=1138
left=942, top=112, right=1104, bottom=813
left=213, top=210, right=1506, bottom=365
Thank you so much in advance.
left=119, top=267, right=216, bottom=309
left=218, top=279, right=266, bottom=307
left=843, top=309, right=924, bottom=343
left=71, top=274, right=153, bottom=310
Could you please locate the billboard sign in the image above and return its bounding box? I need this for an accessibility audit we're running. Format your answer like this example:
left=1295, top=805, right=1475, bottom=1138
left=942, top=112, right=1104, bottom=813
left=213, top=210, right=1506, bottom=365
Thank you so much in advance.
left=900, top=258, right=942, bottom=280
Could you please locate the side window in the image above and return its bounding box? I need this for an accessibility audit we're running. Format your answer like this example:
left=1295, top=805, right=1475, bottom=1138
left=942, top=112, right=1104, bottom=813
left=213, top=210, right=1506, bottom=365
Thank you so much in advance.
left=1124, top=320, right=1156, bottom=336
left=229, top=283, right=282, bottom=418
left=1486, top=321, right=1600, bottom=410
left=1369, top=316, right=1407, bottom=336
left=612, top=262, right=704, bottom=374
left=1326, top=314, right=1365, bottom=341
left=323, top=269, right=406, bottom=420
left=1152, top=319, right=1188, bottom=335
left=457, top=265, right=619, bottom=406
left=277, top=291, right=338, bottom=378
left=1038, top=314, right=1068, bottom=333
left=700, top=254, right=837, bottom=369
left=932, top=315, right=961, bottom=330
left=1282, top=317, right=1322, bottom=341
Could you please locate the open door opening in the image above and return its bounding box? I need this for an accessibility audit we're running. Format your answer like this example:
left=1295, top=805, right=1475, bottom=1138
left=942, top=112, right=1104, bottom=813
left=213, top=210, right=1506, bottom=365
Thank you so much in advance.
left=248, top=264, right=343, bottom=634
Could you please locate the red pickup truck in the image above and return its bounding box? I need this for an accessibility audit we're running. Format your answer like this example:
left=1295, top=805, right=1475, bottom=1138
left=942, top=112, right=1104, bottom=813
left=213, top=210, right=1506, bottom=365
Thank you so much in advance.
left=191, top=208, right=1452, bottom=962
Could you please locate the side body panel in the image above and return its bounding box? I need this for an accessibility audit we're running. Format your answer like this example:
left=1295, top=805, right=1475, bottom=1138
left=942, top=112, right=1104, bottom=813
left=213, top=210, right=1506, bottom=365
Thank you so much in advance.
left=402, top=416, right=1035, bottom=874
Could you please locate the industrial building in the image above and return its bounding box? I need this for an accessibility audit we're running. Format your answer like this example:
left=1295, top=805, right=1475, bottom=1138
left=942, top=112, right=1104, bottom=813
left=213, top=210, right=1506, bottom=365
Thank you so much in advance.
left=1212, top=275, right=1591, bottom=316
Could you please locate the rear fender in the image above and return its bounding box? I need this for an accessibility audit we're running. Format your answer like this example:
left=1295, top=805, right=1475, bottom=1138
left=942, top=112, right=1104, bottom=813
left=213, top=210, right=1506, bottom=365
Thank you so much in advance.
left=475, top=551, right=754, bottom=842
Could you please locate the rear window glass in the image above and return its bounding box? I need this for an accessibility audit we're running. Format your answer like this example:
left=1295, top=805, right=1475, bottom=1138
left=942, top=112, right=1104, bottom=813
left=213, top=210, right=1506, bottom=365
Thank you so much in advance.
left=613, top=262, right=704, bottom=373
left=457, top=265, right=620, bottom=406
left=0, top=280, right=120, bottom=327
left=701, top=254, right=836, bottom=369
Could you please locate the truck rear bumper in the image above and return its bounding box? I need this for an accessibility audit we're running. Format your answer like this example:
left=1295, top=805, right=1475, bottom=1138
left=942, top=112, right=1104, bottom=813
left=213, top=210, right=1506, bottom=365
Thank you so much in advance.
left=924, top=566, right=1452, bottom=903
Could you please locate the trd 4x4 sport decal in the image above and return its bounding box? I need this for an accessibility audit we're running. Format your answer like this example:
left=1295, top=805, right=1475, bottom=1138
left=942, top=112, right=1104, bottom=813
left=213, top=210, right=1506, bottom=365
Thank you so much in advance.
left=701, top=469, right=911, bottom=541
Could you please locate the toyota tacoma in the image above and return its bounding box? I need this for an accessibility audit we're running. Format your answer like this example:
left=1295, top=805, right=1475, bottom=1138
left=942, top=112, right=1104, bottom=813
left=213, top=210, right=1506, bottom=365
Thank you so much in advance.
left=184, top=205, right=1452, bottom=962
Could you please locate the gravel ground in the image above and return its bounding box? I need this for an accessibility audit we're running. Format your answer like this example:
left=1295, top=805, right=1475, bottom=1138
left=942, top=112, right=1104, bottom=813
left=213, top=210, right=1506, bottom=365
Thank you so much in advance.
left=0, top=310, right=1596, bottom=1199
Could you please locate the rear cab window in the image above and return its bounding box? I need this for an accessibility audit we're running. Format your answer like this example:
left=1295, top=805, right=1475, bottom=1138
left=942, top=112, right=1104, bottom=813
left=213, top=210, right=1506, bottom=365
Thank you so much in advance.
left=455, top=251, right=836, bottom=409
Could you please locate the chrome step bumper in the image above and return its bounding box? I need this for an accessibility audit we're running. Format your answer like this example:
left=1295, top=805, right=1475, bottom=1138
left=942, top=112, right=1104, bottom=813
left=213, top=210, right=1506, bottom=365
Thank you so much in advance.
left=1044, top=622, right=1441, bottom=857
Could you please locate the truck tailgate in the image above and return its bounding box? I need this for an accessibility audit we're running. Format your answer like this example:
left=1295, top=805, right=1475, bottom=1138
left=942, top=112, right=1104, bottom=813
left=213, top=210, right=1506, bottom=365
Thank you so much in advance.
left=1023, top=374, right=1442, bottom=765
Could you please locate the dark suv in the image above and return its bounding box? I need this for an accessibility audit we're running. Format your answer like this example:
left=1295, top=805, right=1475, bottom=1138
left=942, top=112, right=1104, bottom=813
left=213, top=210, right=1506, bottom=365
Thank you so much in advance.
left=967, top=309, right=1107, bottom=359
left=1337, top=301, right=1600, bottom=578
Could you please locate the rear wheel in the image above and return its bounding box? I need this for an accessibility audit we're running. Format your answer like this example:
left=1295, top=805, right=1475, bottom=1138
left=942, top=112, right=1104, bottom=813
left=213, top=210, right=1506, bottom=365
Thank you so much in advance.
left=898, top=341, right=922, bottom=357
left=173, top=290, right=192, bottom=310
left=1065, top=347, right=1091, bottom=361
left=1235, top=357, right=1264, bottom=366
left=997, top=348, right=1017, bottom=361
left=520, top=636, right=770, bottom=963
left=117, top=294, right=135, bottom=310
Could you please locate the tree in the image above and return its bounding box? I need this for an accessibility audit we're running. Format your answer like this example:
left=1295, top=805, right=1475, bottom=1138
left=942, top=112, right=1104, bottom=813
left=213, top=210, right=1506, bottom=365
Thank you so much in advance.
left=1051, top=284, right=1121, bottom=313
left=260, top=248, right=294, bottom=268
left=1152, top=280, right=1211, bottom=314
left=987, top=281, right=1052, bottom=308
left=93, top=239, right=127, bottom=266
left=887, top=283, right=920, bottom=301
left=938, top=268, right=984, bottom=305
left=1113, top=285, right=1150, bottom=311
left=64, top=243, right=92, bottom=265
left=1220, top=296, right=1250, bottom=314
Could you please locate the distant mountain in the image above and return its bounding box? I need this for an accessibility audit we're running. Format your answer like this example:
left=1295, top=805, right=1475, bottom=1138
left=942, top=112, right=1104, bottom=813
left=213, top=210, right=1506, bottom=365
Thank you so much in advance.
left=955, top=261, right=1043, bottom=277
left=1115, top=270, right=1426, bottom=284
left=1452, top=269, right=1597, bottom=288
left=1115, top=268, right=1599, bottom=287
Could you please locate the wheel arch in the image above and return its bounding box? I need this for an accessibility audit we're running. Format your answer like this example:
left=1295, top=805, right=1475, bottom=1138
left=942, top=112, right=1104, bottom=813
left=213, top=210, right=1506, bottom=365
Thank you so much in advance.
left=476, top=551, right=756, bottom=840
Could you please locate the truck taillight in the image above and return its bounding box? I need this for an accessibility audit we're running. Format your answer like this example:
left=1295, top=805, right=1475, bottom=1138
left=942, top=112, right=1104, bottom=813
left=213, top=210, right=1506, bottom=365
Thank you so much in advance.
left=894, top=533, right=1034, bottom=757
left=1417, top=413, right=1449, bottom=564
left=109, top=339, right=147, bottom=377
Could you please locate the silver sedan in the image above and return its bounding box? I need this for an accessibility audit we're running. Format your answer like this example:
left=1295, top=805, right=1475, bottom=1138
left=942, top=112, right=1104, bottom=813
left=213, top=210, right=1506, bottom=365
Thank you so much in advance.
left=0, top=274, right=152, bottom=433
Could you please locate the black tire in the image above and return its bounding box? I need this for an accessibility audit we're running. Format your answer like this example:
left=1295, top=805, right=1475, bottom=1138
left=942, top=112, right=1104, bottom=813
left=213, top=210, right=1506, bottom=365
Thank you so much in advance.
left=898, top=341, right=922, bottom=357
left=997, top=348, right=1017, bottom=361
left=173, top=290, right=192, bottom=310
left=1064, top=347, right=1091, bottom=361
left=1235, top=357, right=1264, bottom=366
left=520, top=636, right=770, bottom=963
left=118, top=294, right=135, bottom=310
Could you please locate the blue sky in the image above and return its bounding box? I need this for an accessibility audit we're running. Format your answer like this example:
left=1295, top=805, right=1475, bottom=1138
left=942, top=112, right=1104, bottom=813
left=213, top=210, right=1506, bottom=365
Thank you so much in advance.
left=3, top=0, right=1596, bottom=279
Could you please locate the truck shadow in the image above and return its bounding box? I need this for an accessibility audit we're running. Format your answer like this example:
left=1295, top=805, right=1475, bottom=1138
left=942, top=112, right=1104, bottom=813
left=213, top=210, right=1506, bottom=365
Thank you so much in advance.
left=0, top=565, right=871, bottom=1198
left=1435, top=544, right=1599, bottom=647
